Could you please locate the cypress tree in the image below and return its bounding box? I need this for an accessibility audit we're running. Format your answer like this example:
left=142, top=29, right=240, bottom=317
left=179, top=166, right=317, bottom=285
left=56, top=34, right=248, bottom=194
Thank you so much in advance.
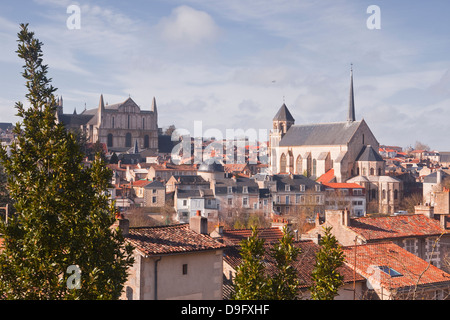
left=0, top=23, right=134, bottom=300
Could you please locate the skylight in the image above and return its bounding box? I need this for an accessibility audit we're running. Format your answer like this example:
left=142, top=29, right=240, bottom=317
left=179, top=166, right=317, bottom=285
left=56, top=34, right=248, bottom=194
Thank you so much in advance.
left=377, top=266, right=402, bottom=277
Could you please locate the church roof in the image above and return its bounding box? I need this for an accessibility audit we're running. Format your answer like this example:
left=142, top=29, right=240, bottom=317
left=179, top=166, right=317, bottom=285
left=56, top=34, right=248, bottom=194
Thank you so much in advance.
left=356, top=145, right=384, bottom=162
left=273, top=103, right=295, bottom=122
left=279, top=121, right=362, bottom=147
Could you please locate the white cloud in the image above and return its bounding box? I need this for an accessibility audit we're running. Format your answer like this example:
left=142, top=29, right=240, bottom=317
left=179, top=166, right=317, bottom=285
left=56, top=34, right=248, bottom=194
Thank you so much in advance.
left=156, top=5, right=220, bottom=47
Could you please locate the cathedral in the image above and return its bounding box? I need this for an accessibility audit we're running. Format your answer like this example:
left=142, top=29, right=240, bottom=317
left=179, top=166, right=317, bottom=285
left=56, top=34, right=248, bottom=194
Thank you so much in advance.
left=55, top=95, right=159, bottom=153
left=269, top=68, right=402, bottom=214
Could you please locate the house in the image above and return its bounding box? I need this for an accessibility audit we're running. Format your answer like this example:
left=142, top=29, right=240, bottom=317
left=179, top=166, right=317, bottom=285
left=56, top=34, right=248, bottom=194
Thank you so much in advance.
left=343, top=242, right=450, bottom=300
left=143, top=180, right=166, bottom=207
left=267, top=174, right=324, bottom=218
left=214, top=225, right=365, bottom=300
left=175, top=189, right=219, bottom=223
left=120, top=214, right=227, bottom=300
left=147, top=163, right=198, bottom=182
left=306, top=209, right=450, bottom=273
left=423, top=170, right=450, bottom=206
left=166, top=175, right=210, bottom=193
left=322, top=182, right=366, bottom=217
left=212, top=176, right=260, bottom=222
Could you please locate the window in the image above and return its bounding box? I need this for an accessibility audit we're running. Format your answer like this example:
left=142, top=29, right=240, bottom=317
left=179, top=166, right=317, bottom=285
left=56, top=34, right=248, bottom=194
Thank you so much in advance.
left=404, top=239, right=417, bottom=255
left=315, top=185, right=321, bottom=192
left=227, top=198, right=233, bottom=205
left=182, top=264, right=188, bottom=275
left=125, top=132, right=132, bottom=148
left=152, top=196, right=157, bottom=204
left=300, top=185, right=305, bottom=192
left=144, top=135, right=149, bottom=149
left=315, top=195, right=321, bottom=204
left=112, top=117, right=115, bottom=129
left=243, top=197, right=249, bottom=207
left=280, top=154, right=287, bottom=173
left=243, top=186, right=248, bottom=194
left=285, top=195, right=290, bottom=204
left=285, top=185, right=290, bottom=192
left=227, top=186, right=233, bottom=194
left=377, top=266, right=402, bottom=277
left=353, top=189, right=363, bottom=196
left=153, top=189, right=157, bottom=194
left=183, top=200, right=187, bottom=206
left=107, top=133, right=113, bottom=148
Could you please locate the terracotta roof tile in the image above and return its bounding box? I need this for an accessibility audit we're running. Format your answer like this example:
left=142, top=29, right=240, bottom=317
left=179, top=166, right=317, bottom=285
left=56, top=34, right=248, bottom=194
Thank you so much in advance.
left=343, top=242, right=450, bottom=290
left=126, top=224, right=226, bottom=256
left=221, top=227, right=284, bottom=246
left=348, top=215, right=450, bottom=241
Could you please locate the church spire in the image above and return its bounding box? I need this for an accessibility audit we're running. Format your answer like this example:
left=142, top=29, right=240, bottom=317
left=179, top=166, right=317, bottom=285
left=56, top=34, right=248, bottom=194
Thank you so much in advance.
left=348, top=64, right=356, bottom=122
left=98, top=94, right=105, bottom=127
left=151, top=96, right=157, bottom=113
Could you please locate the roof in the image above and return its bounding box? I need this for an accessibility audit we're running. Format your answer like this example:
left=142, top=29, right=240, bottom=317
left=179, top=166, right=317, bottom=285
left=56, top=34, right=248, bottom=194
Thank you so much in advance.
left=271, top=174, right=320, bottom=191
left=423, top=170, right=450, bottom=184
left=356, top=145, right=384, bottom=162
left=317, top=169, right=335, bottom=183
left=131, top=180, right=152, bottom=188
left=343, top=242, right=450, bottom=291
left=144, top=180, right=165, bottom=189
left=323, top=182, right=365, bottom=189
left=273, top=103, right=295, bottom=122
left=347, top=214, right=450, bottom=241
left=224, top=240, right=365, bottom=290
left=279, top=121, right=362, bottom=147
left=220, top=227, right=284, bottom=246
left=125, top=224, right=226, bottom=256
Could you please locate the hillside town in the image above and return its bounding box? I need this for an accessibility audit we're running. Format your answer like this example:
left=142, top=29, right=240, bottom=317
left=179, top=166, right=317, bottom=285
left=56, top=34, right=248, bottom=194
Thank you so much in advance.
left=2, top=67, right=448, bottom=301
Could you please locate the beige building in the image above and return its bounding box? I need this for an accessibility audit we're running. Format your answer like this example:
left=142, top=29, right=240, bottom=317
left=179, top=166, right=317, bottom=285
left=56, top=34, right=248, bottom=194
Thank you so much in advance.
left=120, top=215, right=226, bottom=300
left=269, top=70, right=379, bottom=183
left=56, top=95, right=158, bottom=152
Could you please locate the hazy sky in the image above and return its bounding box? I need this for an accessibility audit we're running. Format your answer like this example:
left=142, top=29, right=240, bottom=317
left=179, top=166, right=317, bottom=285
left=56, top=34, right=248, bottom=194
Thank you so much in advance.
left=1, top=0, right=450, bottom=150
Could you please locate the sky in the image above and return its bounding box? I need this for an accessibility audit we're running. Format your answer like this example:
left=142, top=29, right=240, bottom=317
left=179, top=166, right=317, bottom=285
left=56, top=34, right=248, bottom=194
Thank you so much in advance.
left=0, top=0, right=450, bottom=150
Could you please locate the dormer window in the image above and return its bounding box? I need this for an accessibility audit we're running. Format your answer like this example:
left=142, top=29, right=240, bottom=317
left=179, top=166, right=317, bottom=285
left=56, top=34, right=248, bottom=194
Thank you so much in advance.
left=227, top=186, right=233, bottom=194
left=285, top=185, right=290, bottom=192
left=300, top=185, right=305, bottom=192
left=243, top=186, right=248, bottom=194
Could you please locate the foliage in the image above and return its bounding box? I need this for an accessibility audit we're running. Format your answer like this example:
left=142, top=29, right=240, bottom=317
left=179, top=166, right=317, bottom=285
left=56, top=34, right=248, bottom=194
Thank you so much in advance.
left=310, top=226, right=345, bottom=300
left=232, top=226, right=301, bottom=300
left=232, top=226, right=268, bottom=300
left=266, top=226, right=301, bottom=300
left=0, top=23, right=134, bottom=300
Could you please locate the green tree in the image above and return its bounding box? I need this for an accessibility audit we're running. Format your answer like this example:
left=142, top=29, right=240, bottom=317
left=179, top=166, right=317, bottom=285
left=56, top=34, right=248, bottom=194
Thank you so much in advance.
left=267, top=226, right=301, bottom=300
left=232, top=226, right=268, bottom=300
left=310, top=226, right=345, bottom=300
left=0, top=23, right=134, bottom=300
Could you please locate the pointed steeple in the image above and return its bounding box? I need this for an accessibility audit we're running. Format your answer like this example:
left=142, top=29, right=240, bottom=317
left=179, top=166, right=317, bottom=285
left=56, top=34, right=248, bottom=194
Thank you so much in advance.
left=133, top=139, right=139, bottom=154
left=348, top=64, right=356, bottom=122
left=151, top=96, right=157, bottom=113
left=98, top=94, right=105, bottom=126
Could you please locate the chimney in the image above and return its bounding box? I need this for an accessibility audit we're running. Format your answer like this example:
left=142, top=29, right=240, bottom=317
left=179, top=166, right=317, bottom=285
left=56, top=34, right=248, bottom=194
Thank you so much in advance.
left=342, top=208, right=351, bottom=226
left=114, top=213, right=129, bottom=237
left=315, top=212, right=321, bottom=227
left=190, top=210, right=208, bottom=235
left=440, top=214, right=448, bottom=230
left=437, top=170, right=442, bottom=185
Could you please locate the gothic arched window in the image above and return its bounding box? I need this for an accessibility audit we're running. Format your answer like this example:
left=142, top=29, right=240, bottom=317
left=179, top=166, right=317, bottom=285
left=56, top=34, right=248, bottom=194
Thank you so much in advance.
left=280, top=154, right=287, bottom=173
left=125, top=132, right=132, bottom=148
left=107, top=133, right=113, bottom=148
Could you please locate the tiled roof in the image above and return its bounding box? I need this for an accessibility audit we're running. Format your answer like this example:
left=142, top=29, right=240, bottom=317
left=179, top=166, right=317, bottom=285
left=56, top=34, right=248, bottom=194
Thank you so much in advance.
left=224, top=240, right=365, bottom=290
left=125, top=224, right=226, bottom=256
left=355, top=145, right=384, bottom=162
left=279, top=121, right=362, bottom=147
left=220, top=227, right=284, bottom=246
left=317, top=169, right=335, bottom=183
left=323, top=182, right=365, bottom=189
left=348, top=214, right=450, bottom=241
left=343, top=242, right=450, bottom=290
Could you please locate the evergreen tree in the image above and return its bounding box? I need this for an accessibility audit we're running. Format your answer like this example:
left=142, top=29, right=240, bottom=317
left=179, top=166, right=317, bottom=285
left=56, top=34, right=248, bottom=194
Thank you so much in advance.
left=0, top=23, right=134, bottom=300
left=310, top=226, right=345, bottom=300
left=232, top=226, right=268, bottom=300
left=267, top=226, right=301, bottom=300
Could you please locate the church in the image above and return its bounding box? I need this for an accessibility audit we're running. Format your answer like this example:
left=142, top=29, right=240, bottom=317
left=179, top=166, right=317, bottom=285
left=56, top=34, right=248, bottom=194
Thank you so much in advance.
left=55, top=95, right=159, bottom=153
left=269, top=68, right=402, bottom=214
